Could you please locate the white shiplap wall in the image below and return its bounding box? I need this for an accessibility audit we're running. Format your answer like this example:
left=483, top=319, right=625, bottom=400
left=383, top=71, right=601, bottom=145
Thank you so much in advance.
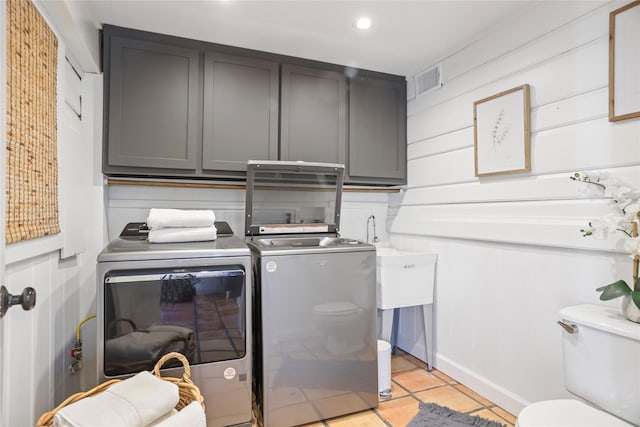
left=392, top=0, right=640, bottom=416
left=107, top=184, right=392, bottom=243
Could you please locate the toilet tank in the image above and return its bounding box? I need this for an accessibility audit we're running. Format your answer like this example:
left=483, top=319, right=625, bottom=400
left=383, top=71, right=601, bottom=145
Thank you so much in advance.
left=559, top=304, right=640, bottom=426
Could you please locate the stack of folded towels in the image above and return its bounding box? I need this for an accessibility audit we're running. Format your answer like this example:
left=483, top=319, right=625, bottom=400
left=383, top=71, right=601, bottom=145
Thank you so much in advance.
left=146, top=208, right=217, bottom=243
left=53, top=371, right=206, bottom=427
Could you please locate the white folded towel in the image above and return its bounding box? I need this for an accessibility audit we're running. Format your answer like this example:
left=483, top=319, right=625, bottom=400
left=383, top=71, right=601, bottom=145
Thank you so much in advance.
left=152, top=402, right=206, bottom=427
left=148, top=409, right=178, bottom=426
left=148, top=226, right=217, bottom=243
left=147, top=209, right=215, bottom=229
left=54, top=371, right=178, bottom=427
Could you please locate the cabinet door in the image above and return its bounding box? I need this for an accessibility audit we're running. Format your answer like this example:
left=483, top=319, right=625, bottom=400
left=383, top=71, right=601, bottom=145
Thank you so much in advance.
left=202, top=53, right=279, bottom=171
left=348, top=76, right=406, bottom=183
left=280, top=65, right=347, bottom=164
left=106, top=36, right=200, bottom=170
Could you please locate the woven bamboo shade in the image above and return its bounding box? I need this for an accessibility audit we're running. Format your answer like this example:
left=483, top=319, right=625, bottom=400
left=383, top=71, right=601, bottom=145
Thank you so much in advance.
left=6, top=0, right=59, bottom=244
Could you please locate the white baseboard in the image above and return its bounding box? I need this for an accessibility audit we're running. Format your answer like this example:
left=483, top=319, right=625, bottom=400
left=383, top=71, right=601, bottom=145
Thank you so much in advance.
left=432, top=353, right=530, bottom=417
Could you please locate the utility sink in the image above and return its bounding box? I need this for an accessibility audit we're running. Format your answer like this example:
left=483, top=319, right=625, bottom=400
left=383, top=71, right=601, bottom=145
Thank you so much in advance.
left=376, top=247, right=437, bottom=310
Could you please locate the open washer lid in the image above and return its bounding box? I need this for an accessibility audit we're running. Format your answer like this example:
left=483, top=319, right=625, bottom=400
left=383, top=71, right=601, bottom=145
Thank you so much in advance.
left=244, top=160, right=344, bottom=237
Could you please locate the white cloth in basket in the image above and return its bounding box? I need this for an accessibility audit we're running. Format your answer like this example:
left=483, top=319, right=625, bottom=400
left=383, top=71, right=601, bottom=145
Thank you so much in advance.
left=148, top=226, right=217, bottom=243
left=152, top=401, right=206, bottom=427
left=146, top=209, right=215, bottom=229
left=53, top=371, right=178, bottom=427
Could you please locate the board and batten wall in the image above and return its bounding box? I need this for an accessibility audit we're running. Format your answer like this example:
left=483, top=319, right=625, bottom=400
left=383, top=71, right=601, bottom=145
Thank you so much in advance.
left=390, top=0, right=640, bottom=416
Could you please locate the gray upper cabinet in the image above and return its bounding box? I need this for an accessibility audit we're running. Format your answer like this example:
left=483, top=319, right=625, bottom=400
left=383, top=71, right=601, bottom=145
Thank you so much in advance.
left=280, top=65, right=347, bottom=165
left=105, top=35, right=200, bottom=172
left=202, top=53, right=279, bottom=171
left=102, top=26, right=406, bottom=185
left=348, top=76, right=406, bottom=184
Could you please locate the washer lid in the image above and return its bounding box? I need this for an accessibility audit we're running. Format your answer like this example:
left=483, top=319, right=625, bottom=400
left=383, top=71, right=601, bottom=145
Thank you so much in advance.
left=517, top=400, right=634, bottom=427
left=244, top=160, right=344, bottom=237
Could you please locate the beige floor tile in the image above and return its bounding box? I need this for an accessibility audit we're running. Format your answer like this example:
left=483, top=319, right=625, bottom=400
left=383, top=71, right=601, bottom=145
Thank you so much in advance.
left=491, top=406, right=517, bottom=424
left=314, top=393, right=369, bottom=421
left=393, top=368, right=445, bottom=392
left=432, top=369, right=457, bottom=384
left=391, top=355, right=417, bottom=373
left=384, top=380, right=410, bottom=400
left=470, top=408, right=513, bottom=426
left=414, top=385, right=484, bottom=413
left=454, top=383, right=494, bottom=407
left=326, top=409, right=387, bottom=427
left=402, top=353, right=428, bottom=370
left=299, top=423, right=325, bottom=427
left=376, top=396, right=420, bottom=427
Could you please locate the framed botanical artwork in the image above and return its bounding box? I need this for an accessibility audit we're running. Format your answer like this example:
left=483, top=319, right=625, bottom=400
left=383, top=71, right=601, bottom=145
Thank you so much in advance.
left=473, top=84, right=531, bottom=177
left=609, top=0, right=640, bottom=122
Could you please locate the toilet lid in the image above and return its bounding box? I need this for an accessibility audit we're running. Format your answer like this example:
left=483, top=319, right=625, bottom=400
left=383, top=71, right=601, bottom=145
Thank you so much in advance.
left=313, top=301, right=360, bottom=316
left=517, top=400, right=634, bottom=427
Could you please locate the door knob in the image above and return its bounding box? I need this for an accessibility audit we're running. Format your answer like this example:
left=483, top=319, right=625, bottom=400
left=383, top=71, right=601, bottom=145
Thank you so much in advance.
left=0, top=285, right=36, bottom=318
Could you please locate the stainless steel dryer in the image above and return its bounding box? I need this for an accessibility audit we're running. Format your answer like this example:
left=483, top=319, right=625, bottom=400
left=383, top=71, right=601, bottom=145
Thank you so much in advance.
left=245, top=161, right=378, bottom=427
left=97, top=222, right=252, bottom=427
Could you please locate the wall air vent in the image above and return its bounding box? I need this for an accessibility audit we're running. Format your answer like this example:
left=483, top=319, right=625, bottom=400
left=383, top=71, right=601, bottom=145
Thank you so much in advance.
left=414, top=63, right=442, bottom=96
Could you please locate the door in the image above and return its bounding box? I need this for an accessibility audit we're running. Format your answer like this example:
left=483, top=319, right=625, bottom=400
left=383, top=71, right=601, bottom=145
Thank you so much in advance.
left=104, top=31, right=200, bottom=172
left=280, top=65, right=347, bottom=164
left=0, top=131, right=6, bottom=427
left=1, top=0, right=7, bottom=423
left=348, top=75, right=407, bottom=184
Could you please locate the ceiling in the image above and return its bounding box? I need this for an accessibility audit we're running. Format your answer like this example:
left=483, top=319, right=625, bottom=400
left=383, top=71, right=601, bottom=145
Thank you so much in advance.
left=78, top=0, right=533, bottom=77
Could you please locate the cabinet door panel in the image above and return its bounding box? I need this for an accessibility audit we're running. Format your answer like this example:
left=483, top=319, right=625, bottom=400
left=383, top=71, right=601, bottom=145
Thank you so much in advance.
left=349, top=77, right=406, bottom=182
left=281, top=65, right=346, bottom=164
left=107, top=36, right=199, bottom=170
left=203, top=53, right=279, bottom=171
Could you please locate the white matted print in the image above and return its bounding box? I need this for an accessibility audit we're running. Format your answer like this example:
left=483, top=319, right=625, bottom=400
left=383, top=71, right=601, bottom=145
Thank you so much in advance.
left=473, top=84, right=531, bottom=177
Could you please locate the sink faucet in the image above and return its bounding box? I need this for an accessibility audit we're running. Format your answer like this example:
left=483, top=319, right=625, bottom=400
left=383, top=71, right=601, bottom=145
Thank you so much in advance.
left=366, top=215, right=379, bottom=244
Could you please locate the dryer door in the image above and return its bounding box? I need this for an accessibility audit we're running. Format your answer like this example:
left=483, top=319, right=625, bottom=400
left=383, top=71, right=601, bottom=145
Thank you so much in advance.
left=102, top=266, right=246, bottom=377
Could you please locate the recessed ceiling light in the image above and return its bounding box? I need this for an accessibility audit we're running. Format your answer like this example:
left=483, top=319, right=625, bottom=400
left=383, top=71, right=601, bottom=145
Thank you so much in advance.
left=355, top=17, right=372, bottom=30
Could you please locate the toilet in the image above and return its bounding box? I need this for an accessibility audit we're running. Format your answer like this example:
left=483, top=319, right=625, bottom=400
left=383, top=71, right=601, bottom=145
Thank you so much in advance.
left=313, top=301, right=365, bottom=354
left=516, top=304, right=639, bottom=427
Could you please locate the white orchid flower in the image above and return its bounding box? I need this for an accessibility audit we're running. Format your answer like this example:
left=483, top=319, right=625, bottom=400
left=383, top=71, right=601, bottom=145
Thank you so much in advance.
left=605, top=185, right=632, bottom=199
left=624, top=236, right=640, bottom=257
left=584, top=219, right=608, bottom=239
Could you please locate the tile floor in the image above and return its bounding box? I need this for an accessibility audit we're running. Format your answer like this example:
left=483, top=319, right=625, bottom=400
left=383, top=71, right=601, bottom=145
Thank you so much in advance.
left=297, top=349, right=516, bottom=427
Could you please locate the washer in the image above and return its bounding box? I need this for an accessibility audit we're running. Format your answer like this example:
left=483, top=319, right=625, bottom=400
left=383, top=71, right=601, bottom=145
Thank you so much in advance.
left=97, top=222, right=252, bottom=427
left=245, top=161, right=378, bottom=427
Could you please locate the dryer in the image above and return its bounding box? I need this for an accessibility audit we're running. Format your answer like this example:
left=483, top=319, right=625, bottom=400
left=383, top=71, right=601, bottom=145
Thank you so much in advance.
left=97, top=222, right=252, bottom=427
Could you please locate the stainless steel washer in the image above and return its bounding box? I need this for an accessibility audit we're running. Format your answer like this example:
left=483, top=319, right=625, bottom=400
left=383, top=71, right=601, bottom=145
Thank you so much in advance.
left=97, top=222, right=252, bottom=427
left=245, top=161, right=378, bottom=427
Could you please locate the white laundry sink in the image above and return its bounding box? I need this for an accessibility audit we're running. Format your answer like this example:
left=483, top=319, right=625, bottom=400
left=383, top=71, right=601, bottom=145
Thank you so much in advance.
left=376, top=247, right=437, bottom=310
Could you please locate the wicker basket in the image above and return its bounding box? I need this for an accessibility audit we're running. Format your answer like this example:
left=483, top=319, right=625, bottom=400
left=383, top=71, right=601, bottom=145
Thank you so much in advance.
left=36, top=352, right=205, bottom=427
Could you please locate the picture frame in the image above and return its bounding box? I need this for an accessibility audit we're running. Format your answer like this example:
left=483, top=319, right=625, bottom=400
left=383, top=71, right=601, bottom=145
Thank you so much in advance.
left=473, top=84, right=531, bottom=177
left=609, top=0, right=640, bottom=122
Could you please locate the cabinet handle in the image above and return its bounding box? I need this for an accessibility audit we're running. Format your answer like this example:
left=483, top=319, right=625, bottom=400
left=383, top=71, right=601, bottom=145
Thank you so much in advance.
left=557, top=321, right=578, bottom=334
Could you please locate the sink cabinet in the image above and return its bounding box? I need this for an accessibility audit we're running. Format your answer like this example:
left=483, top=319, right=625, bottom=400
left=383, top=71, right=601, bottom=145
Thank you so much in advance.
left=376, top=248, right=437, bottom=370
left=102, top=25, right=407, bottom=185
